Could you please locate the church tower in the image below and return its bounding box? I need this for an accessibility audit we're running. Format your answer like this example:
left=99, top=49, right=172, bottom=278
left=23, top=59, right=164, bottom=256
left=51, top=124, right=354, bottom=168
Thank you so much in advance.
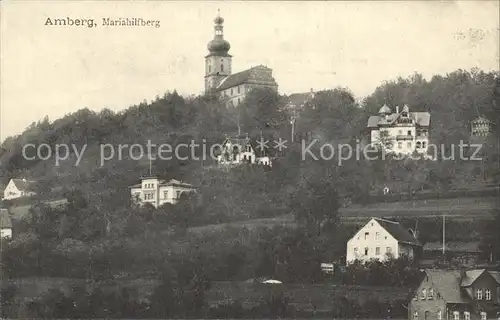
left=205, top=10, right=232, bottom=94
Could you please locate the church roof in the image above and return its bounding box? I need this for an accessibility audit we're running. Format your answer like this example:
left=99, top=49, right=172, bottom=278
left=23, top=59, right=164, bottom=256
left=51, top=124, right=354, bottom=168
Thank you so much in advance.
left=216, top=65, right=278, bottom=92
left=367, top=112, right=430, bottom=128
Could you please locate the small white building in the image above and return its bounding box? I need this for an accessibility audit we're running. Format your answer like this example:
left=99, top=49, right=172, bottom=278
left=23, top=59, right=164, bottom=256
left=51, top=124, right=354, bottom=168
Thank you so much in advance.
left=2, top=178, right=37, bottom=200
left=0, top=208, right=12, bottom=239
left=367, top=104, right=431, bottom=155
left=129, top=176, right=197, bottom=208
left=346, top=217, right=421, bottom=264
left=217, top=135, right=272, bottom=167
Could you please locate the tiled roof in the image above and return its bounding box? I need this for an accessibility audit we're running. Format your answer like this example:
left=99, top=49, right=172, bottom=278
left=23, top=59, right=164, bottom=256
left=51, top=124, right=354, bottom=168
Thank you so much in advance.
left=0, top=208, right=12, bottom=228
left=460, top=269, right=487, bottom=287
left=216, top=65, right=278, bottom=92
left=374, top=218, right=421, bottom=246
left=423, top=241, right=481, bottom=253
left=367, top=112, right=430, bottom=128
left=490, top=271, right=500, bottom=285
left=11, top=179, right=36, bottom=192
left=424, top=269, right=468, bottom=303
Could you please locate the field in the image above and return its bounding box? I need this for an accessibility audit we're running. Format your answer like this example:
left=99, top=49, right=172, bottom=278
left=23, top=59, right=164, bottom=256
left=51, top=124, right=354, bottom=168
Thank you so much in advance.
left=189, top=195, right=498, bottom=234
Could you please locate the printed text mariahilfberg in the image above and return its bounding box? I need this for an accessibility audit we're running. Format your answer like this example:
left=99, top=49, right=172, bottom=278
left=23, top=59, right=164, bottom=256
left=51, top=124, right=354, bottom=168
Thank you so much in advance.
left=44, top=17, right=161, bottom=28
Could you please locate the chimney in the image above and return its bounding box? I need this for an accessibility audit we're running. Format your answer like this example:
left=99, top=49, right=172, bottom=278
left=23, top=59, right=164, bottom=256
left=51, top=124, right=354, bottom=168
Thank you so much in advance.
left=396, top=106, right=400, bottom=114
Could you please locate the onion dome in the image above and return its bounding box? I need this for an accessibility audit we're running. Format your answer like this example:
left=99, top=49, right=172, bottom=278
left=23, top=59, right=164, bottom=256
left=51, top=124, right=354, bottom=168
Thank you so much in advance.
left=207, top=10, right=231, bottom=55
left=207, top=38, right=231, bottom=54
left=378, top=104, right=391, bottom=115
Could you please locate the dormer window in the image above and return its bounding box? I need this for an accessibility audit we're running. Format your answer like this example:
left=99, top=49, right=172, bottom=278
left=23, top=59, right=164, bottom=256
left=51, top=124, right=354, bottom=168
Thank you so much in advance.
left=402, top=112, right=408, bottom=117
left=453, top=311, right=459, bottom=320
left=464, top=312, right=470, bottom=320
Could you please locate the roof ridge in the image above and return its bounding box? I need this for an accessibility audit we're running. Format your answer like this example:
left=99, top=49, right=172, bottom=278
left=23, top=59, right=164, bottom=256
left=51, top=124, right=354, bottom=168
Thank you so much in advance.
left=374, top=217, right=398, bottom=224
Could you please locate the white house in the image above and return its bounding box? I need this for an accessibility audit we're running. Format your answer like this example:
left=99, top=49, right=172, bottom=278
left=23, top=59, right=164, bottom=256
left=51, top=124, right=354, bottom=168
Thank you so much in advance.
left=346, top=217, right=421, bottom=264
left=0, top=208, right=12, bottom=239
left=129, top=176, right=197, bottom=208
left=217, top=135, right=272, bottom=167
left=367, top=104, right=431, bottom=155
left=2, top=178, right=37, bottom=200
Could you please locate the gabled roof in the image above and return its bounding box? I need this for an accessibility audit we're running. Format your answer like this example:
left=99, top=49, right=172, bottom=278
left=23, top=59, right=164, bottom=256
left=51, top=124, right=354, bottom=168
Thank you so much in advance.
left=367, top=112, right=430, bottom=128
left=374, top=218, right=421, bottom=246
left=472, top=116, right=491, bottom=124
left=490, top=271, right=500, bottom=285
left=216, top=65, right=278, bottom=92
left=423, top=269, right=468, bottom=304
left=0, top=208, right=12, bottom=228
left=460, top=269, right=500, bottom=287
left=10, top=179, right=36, bottom=192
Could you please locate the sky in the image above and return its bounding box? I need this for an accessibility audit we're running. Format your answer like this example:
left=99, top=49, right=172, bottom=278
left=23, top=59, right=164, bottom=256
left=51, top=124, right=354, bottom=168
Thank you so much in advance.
left=1, top=1, right=499, bottom=142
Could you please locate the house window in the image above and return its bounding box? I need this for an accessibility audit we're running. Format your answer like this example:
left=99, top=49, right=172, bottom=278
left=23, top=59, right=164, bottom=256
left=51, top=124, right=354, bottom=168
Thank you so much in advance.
left=437, top=310, right=442, bottom=320
left=485, top=289, right=491, bottom=300
left=477, top=289, right=483, bottom=300
left=416, top=141, right=422, bottom=148
left=238, top=86, right=240, bottom=94
left=413, top=311, right=418, bottom=320
left=176, top=191, right=181, bottom=199
left=398, top=142, right=402, bottom=149
left=221, top=63, right=224, bottom=72
left=386, top=247, right=392, bottom=254
left=408, top=130, right=412, bottom=136
left=422, top=141, right=427, bottom=148
left=231, top=88, right=233, bottom=95
left=464, top=312, right=470, bottom=320
left=453, top=311, right=459, bottom=320
left=364, top=232, right=369, bottom=240
left=480, top=312, right=486, bottom=320
left=428, top=289, right=434, bottom=299
left=425, top=311, right=430, bottom=320
left=163, top=191, right=168, bottom=199
left=364, top=247, right=369, bottom=256
left=208, top=65, right=211, bottom=73
left=354, top=247, right=358, bottom=255
left=376, top=247, right=380, bottom=255
left=421, top=289, right=427, bottom=300
left=398, top=130, right=402, bottom=135
left=375, top=232, right=380, bottom=240
left=407, top=142, right=412, bottom=148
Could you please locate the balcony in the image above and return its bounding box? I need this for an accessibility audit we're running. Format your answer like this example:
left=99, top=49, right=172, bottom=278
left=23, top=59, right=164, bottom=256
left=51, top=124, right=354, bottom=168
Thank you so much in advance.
left=396, top=135, right=414, bottom=141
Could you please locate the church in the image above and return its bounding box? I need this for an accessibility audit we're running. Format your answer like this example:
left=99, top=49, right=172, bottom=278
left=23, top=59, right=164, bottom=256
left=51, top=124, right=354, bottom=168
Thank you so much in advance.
left=204, top=11, right=278, bottom=107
